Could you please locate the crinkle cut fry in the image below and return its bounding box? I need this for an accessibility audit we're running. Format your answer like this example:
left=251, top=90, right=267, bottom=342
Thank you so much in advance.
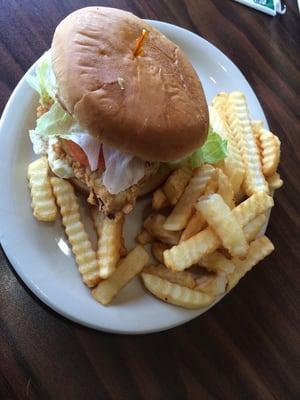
left=51, top=177, right=100, bottom=287
left=180, top=211, right=206, bottom=242
left=163, top=192, right=274, bottom=271
left=196, top=193, right=248, bottom=257
left=97, top=212, right=124, bottom=279
left=163, top=166, right=192, bottom=206
left=209, top=104, right=245, bottom=194
left=28, top=157, right=57, bottom=222
left=226, top=91, right=268, bottom=195
left=163, top=164, right=215, bottom=231
left=227, top=236, right=274, bottom=291
left=92, top=245, right=149, bottom=305
left=141, top=273, right=214, bottom=309
left=256, top=127, right=281, bottom=177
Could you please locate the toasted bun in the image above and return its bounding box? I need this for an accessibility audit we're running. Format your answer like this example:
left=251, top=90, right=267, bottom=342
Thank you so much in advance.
left=51, top=7, right=208, bottom=162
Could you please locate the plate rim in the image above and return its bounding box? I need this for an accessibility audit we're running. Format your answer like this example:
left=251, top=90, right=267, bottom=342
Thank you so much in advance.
left=0, top=19, right=269, bottom=334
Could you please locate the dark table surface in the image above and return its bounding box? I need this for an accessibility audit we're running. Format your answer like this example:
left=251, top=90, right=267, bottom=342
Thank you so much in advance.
left=1, top=1, right=299, bottom=399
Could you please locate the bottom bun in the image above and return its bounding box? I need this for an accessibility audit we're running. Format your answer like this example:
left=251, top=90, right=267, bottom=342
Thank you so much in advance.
left=138, top=164, right=171, bottom=197
left=69, top=177, right=90, bottom=197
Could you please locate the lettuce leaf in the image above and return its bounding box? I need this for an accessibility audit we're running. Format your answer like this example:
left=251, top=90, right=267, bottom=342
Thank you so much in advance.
left=189, top=129, right=227, bottom=168
left=26, top=51, right=56, bottom=106
left=34, top=101, right=74, bottom=136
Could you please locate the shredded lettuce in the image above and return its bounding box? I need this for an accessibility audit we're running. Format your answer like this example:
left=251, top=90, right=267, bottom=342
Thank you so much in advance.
left=34, top=101, right=74, bottom=136
left=27, top=51, right=78, bottom=138
left=26, top=51, right=56, bottom=106
left=189, top=128, right=227, bottom=168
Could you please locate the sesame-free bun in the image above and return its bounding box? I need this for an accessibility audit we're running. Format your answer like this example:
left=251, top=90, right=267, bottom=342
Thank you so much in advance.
left=52, top=7, right=208, bottom=162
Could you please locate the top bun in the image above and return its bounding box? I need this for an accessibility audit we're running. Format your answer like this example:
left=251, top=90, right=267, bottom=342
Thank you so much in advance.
left=51, top=7, right=208, bottom=162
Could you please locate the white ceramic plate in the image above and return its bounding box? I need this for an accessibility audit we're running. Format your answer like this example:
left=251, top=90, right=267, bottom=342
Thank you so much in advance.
left=0, top=20, right=268, bottom=334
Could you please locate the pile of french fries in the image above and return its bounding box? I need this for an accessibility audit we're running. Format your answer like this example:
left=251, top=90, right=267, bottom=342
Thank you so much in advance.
left=27, top=91, right=283, bottom=309
left=138, top=91, right=282, bottom=308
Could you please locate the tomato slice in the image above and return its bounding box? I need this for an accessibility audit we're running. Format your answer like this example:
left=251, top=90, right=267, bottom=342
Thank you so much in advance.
left=65, top=140, right=89, bottom=167
left=65, top=140, right=105, bottom=170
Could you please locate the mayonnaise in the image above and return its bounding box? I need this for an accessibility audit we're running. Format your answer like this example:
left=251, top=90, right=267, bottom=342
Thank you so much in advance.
left=29, top=130, right=49, bottom=155
left=48, top=137, right=74, bottom=178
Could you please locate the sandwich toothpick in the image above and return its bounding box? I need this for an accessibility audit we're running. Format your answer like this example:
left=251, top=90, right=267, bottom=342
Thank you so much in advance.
left=133, top=29, right=148, bottom=57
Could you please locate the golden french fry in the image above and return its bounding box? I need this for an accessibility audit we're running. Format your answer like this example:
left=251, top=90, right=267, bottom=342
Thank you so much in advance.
left=256, top=128, right=281, bottom=177
left=211, top=92, right=229, bottom=120
left=164, top=192, right=274, bottom=272
left=51, top=177, right=100, bottom=287
left=252, top=120, right=264, bottom=154
left=217, top=168, right=235, bottom=209
left=267, top=172, right=283, bottom=191
left=200, top=251, right=235, bottom=274
left=210, top=105, right=245, bottom=194
left=251, top=120, right=264, bottom=150
left=226, top=91, right=268, bottom=195
left=164, top=228, right=220, bottom=271
left=163, top=166, right=192, bottom=205
left=163, top=164, right=216, bottom=231
left=251, top=122, right=267, bottom=154
left=196, top=194, right=248, bottom=257
left=96, top=212, right=124, bottom=279
left=136, top=229, right=153, bottom=245
left=251, top=120, right=264, bottom=130
left=232, top=192, right=274, bottom=227
left=208, top=105, right=227, bottom=139
left=151, top=241, right=170, bottom=264
left=203, top=176, right=218, bottom=195
left=243, top=214, right=266, bottom=242
left=251, top=120, right=264, bottom=140
left=28, top=157, right=57, bottom=222
left=144, top=214, right=181, bottom=245
left=180, top=211, right=206, bottom=242
left=152, top=188, right=170, bottom=210
left=143, top=265, right=196, bottom=289
left=92, top=206, right=128, bottom=257
left=223, top=141, right=245, bottom=195
left=194, top=273, right=227, bottom=296
left=92, top=245, right=149, bottom=305
left=92, top=207, right=127, bottom=257
left=227, top=236, right=274, bottom=291
left=141, top=273, right=214, bottom=309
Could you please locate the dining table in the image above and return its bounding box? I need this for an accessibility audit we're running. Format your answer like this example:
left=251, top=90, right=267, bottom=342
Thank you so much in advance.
left=0, top=0, right=299, bottom=399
